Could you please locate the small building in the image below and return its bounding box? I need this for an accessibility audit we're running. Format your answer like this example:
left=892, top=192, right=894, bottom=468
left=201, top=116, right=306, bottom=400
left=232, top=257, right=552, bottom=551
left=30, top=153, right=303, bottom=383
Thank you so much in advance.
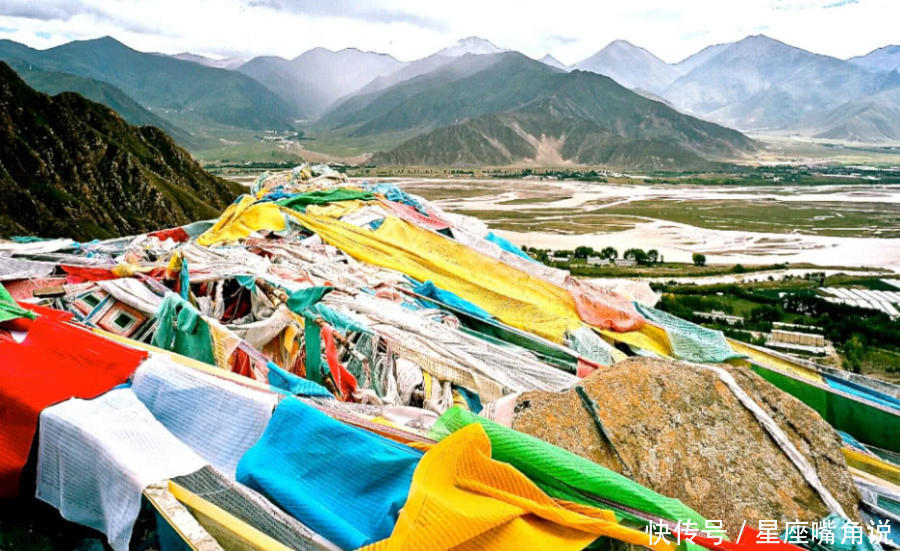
left=766, top=328, right=826, bottom=355
left=772, top=321, right=824, bottom=332
left=694, top=310, right=744, bottom=326
left=615, top=259, right=636, bottom=267
left=587, top=256, right=611, bottom=266
left=770, top=329, right=825, bottom=347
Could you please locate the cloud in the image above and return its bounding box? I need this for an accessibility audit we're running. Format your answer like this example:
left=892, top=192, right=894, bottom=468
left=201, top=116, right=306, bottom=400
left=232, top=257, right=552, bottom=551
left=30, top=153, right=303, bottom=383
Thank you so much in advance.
left=0, top=0, right=94, bottom=21
left=0, top=1, right=164, bottom=36
left=244, top=0, right=446, bottom=30
left=0, top=0, right=897, bottom=64
left=549, top=35, right=579, bottom=45
left=632, top=8, right=682, bottom=22
left=773, top=0, right=858, bottom=10
left=680, top=30, right=710, bottom=40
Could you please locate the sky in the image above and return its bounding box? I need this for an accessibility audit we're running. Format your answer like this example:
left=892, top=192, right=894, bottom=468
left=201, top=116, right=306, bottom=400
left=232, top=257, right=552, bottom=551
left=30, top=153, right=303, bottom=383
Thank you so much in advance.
left=0, top=0, right=897, bottom=64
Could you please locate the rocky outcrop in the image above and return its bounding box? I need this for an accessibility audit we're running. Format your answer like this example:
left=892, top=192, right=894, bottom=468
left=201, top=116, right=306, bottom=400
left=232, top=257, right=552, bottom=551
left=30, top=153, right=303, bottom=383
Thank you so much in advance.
left=0, top=61, right=242, bottom=240
left=508, top=357, right=860, bottom=535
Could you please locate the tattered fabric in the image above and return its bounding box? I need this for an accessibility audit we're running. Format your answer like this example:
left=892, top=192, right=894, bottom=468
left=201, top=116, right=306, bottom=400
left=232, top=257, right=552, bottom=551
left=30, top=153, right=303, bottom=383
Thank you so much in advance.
left=292, top=212, right=583, bottom=342
left=413, top=280, right=494, bottom=320
left=197, top=195, right=286, bottom=246
left=380, top=200, right=452, bottom=231
left=485, top=231, right=536, bottom=262
left=132, top=354, right=279, bottom=478
left=363, top=424, right=675, bottom=551
left=430, top=407, right=708, bottom=530
left=266, top=361, right=333, bottom=397
left=236, top=397, right=422, bottom=550
left=36, top=389, right=206, bottom=551
left=0, top=316, right=146, bottom=497
left=152, top=293, right=216, bottom=365
left=634, top=303, right=742, bottom=363
left=0, top=282, right=36, bottom=323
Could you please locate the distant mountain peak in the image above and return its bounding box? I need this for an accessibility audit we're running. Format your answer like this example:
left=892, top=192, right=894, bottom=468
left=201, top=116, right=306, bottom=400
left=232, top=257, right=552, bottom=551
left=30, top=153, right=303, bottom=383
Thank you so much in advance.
left=539, top=54, right=567, bottom=70
left=701, top=34, right=823, bottom=64
left=436, top=36, right=507, bottom=57
left=849, top=44, right=900, bottom=73
left=172, top=52, right=246, bottom=70
left=459, top=36, right=498, bottom=46
left=71, top=35, right=129, bottom=49
left=93, top=35, right=123, bottom=44
left=334, top=47, right=401, bottom=61
left=575, top=39, right=679, bottom=93
left=292, top=46, right=400, bottom=63
left=732, top=34, right=797, bottom=52
left=866, top=44, right=900, bottom=54
left=586, top=39, right=665, bottom=60
left=239, top=45, right=405, bottom=119
left=674, top=42, right=733, bottom=73
left=606, top=39, right=638, bottom=49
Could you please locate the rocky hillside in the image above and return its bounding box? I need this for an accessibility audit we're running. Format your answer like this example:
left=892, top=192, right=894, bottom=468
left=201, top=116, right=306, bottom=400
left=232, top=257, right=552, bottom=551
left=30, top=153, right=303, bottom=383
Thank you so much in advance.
left=370, top=111, right=715, bottom=169
left=7, top=60, right=195, bottom=148
left=0, top=62, right=242, bottom=240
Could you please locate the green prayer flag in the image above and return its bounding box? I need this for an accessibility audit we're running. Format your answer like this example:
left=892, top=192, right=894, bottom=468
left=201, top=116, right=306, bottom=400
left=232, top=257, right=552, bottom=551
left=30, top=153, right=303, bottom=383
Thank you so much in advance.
left=0, top=283, right=37, bottom=324
left=286, top=286, right=333, bottom=314
left=277, top=188, right=374, bottom=211
left=430, top=407, right=707, bottom=529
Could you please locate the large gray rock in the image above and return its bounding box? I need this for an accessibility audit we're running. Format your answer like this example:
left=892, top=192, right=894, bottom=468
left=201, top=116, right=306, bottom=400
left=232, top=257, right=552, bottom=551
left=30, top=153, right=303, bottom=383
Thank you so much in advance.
left=509, top=357, right=860, bottom=535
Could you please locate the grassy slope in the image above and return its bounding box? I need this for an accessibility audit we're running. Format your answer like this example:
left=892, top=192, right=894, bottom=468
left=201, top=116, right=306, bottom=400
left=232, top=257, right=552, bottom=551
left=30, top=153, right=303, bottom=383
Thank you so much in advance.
left=8, top=61, right=198, bottom=149
left=0, top=37, right=297, bottom=132
left=0, top=62, right=241, bottom=240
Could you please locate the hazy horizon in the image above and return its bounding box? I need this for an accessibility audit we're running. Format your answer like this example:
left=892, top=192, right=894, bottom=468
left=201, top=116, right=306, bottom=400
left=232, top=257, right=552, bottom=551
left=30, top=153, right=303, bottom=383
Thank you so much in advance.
left=1, top=0, right=897, bottom=65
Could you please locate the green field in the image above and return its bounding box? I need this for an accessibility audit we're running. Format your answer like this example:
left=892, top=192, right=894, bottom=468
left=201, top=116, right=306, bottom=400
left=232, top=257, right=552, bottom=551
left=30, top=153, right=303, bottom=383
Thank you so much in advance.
left=453, top=208, right=644, bottom=233
left=600, top=199, right=900, bottom=238
left=656, top=273, right=900, bottom=381
left=449, top=201, right=900, bottom=239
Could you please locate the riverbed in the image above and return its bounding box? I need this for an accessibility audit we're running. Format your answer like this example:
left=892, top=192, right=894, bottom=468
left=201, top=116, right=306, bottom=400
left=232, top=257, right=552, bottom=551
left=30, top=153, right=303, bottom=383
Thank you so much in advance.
left=390, top=178, right=900, bottom=271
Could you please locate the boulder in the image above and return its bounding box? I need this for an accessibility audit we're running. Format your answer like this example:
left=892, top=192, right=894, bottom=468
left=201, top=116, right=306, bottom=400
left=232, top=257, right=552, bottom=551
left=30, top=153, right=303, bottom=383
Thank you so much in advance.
left=508, top=357, right=860, bottom=536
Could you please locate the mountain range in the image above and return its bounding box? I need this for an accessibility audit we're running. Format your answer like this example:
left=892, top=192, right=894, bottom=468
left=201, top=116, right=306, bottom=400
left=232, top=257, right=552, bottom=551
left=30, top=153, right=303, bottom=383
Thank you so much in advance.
left=1, top=33, right=899, bottom=170
left=562, top=35, right=900, bottom=140
left=662, top=35, right=894, bottom=132
left=237, top=47, right=404, bottom=119
left=791, top=86, right=900, bottom=143
left=0, top=61, right=240, bottom=239
left=340, top=52, right=755, bottom=167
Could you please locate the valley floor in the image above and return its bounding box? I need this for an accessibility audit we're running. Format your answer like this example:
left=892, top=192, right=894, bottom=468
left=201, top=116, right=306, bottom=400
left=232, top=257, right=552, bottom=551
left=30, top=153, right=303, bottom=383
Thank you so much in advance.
left=382, top=175, right=900, bottom=270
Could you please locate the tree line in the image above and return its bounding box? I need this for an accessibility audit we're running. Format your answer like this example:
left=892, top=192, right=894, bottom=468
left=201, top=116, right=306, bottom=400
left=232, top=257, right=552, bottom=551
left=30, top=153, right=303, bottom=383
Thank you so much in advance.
left=524, top=245, right=707, bottom=267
